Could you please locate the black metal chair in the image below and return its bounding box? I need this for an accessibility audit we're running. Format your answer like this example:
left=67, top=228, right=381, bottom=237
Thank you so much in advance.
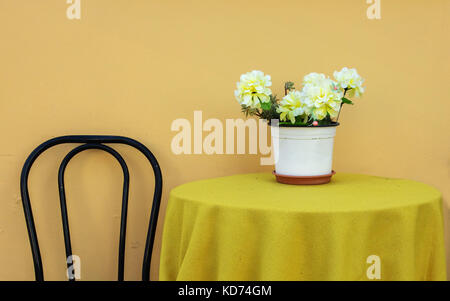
left=20, top=135, right=163, bottom=281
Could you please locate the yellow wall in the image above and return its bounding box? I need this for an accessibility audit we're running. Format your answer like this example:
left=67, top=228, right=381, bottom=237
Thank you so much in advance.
left=0, top=0, right=449, bottom=280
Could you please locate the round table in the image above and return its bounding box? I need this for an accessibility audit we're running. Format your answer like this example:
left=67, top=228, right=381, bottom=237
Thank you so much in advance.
left=159, top=173, right=447, bottom=281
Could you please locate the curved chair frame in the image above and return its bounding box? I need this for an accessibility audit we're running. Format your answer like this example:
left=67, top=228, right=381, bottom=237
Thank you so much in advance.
left=20, top=135, right=163, bottom=281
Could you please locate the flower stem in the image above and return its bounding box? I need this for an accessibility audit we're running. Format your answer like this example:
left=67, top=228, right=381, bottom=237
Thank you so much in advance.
left=336, top=88, right=348, bottom=122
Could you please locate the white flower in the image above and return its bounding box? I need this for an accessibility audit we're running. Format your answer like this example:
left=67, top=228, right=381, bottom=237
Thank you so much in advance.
left=333, top=67, right=364, bottom=97
left=303, top=72, right=326, bottom=85
left=300, top=73, right=343, bottom=120
left=277, top=90, right=308, bottom=124
left=234, top=70, right=272, bottom=109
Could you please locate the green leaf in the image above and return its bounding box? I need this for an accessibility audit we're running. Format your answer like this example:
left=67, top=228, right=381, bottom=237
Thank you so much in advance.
left=270, top=94, right=278, bottom=104
left=318, top=119, right=329, bottom=126
left=279, top=117, right=307, bottom=127
left=284, top=81, right=295, bottom=92
left=342, top=97, right=354, bottom=105
left=241, top=104, right=259, bottom=117
left=260, top=101, right=271, bottom=111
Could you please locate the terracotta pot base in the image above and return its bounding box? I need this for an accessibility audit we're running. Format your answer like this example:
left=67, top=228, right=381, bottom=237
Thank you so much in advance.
left=273, top=170, right=336, bottom=185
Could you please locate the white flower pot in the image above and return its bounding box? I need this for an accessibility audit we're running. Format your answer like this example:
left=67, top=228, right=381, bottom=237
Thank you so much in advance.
left=271, top=125, right=338, bottom=177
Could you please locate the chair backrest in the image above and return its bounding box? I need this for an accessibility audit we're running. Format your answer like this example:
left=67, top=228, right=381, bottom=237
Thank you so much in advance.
left=20, top=135, right=163, bottom=281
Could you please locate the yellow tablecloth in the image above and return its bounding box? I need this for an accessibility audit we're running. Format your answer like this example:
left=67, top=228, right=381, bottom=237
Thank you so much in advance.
left=159, top=173, right=447, bottom=281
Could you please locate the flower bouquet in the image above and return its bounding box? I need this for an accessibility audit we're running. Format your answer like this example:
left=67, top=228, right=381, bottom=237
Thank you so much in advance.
left=235, top=68, right=364, bottom=184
